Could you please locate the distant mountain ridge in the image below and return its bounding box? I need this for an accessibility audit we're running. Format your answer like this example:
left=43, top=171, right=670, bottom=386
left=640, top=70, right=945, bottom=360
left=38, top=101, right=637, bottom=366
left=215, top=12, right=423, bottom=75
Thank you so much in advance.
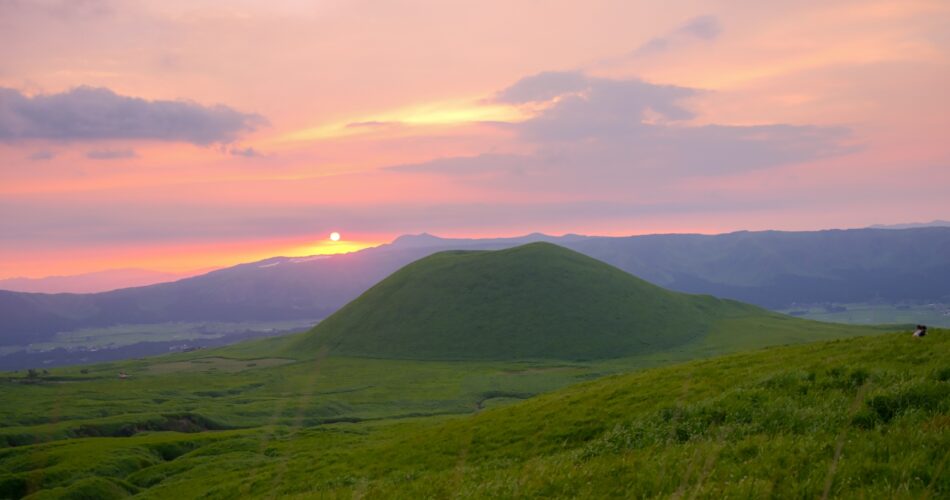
left=0, top=268, right=203, bottom=294
left=869, top=220, right=950, bottom=229
left=1, top=227, right=948, bottom=349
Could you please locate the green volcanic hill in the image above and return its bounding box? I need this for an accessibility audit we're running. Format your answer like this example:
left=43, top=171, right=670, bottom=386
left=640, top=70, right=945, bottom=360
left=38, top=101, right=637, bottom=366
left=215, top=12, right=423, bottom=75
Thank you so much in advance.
left=293, top=242, right=865, bottom=361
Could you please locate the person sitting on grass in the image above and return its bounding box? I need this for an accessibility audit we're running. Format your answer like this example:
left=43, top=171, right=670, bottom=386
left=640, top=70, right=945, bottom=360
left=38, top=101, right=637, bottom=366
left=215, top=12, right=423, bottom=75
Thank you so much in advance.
left=913, top=324, right=927, bottom=338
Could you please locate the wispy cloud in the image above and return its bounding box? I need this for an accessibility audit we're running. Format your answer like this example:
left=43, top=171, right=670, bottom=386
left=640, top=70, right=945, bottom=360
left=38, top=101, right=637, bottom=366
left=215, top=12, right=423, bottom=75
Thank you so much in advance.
left=0, top=86, right=266, bottom=145
left=679, top=15, right=721, bottom=40
left=28, top=149, right=56, bottom=161
left=630, top=15, right=722, bottom=57
left=86, top=148, right=137, bottom=159
left=228, top=146, right=262, bottom=158
left=345, top=121, right=401, bottom=130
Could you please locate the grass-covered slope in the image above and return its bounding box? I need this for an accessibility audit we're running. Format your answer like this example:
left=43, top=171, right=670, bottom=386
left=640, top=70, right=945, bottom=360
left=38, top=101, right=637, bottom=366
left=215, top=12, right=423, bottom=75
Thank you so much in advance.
left=2, top=331, right=945, bottom=498
left=294, top=242, right=830, bottom=361
left=318, top=331, right=949, bottom=499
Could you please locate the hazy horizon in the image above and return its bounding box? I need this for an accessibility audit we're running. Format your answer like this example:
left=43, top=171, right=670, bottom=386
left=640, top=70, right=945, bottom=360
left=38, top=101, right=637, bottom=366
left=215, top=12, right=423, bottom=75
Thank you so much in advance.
left=4, top=223, right=950, bottom=289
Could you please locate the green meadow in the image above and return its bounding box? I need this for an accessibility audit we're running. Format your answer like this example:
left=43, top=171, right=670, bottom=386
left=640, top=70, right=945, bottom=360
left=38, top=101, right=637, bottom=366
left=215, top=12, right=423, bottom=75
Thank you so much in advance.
left=0, top=331, right=946, bottom=498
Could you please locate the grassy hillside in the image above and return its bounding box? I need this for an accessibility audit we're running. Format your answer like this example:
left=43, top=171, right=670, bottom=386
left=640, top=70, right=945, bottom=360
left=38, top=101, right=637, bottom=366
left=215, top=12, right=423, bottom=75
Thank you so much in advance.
left=295, top=243, right=871, bottom=361
left=1, top=331, right=945, bottom=498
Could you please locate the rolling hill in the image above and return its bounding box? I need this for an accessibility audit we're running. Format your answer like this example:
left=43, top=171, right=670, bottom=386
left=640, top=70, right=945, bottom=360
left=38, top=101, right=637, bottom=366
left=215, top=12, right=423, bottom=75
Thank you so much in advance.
left=297, top=243, right=870, bottom=361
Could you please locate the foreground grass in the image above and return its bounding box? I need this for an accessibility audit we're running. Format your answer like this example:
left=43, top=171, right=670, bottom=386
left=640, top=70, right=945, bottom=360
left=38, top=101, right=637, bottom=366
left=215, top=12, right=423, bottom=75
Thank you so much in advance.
left=1, top=330, right=946, bottom=498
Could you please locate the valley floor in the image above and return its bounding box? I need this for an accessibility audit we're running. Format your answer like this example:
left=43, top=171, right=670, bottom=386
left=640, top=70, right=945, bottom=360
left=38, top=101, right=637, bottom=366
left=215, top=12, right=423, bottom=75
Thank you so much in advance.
left=780, top=302, right=950, bottom=328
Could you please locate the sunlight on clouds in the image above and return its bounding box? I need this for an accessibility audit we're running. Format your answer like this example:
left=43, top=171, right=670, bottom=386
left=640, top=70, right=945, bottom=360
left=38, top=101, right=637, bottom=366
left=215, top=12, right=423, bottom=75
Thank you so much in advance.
left=277, top=99, right=529, bottom=143
left=394, top=102, right=523, bottom=126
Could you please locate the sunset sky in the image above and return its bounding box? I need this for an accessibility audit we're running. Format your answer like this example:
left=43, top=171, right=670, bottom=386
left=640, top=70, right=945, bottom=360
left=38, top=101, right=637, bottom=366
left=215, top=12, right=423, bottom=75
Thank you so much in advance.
left=1, top=0, right=948, bottom=279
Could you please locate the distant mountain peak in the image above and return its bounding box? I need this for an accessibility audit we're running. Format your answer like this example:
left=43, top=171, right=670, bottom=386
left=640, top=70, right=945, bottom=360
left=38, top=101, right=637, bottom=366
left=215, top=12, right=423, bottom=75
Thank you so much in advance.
left=0, top=268, right=188, bottom=294
left=390, top=233, right=447, bottom=247
left=395, top=232, right=440, bottom=240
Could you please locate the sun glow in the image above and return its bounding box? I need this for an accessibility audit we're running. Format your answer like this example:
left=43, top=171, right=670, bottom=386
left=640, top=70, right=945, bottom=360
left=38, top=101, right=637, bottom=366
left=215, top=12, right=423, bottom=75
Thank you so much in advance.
left=277, top=99, right=530, bottom=143
left=287, top=234, right=378, bottom=258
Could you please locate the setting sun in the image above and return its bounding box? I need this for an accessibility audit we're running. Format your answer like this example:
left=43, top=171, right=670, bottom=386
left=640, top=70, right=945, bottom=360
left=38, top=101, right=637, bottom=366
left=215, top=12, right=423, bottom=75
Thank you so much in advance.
left=330, top=232, right=341, bottom=241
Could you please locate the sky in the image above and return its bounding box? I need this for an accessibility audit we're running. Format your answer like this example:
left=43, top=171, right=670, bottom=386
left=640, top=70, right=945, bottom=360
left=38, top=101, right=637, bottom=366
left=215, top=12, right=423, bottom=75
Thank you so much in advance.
left=1, top=0, right=948, bottom=279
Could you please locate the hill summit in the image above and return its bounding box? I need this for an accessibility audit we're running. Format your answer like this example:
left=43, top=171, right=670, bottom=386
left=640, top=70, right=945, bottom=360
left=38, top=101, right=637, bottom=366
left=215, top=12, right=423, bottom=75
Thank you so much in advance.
left=295, top=242, right=766, bottom=360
